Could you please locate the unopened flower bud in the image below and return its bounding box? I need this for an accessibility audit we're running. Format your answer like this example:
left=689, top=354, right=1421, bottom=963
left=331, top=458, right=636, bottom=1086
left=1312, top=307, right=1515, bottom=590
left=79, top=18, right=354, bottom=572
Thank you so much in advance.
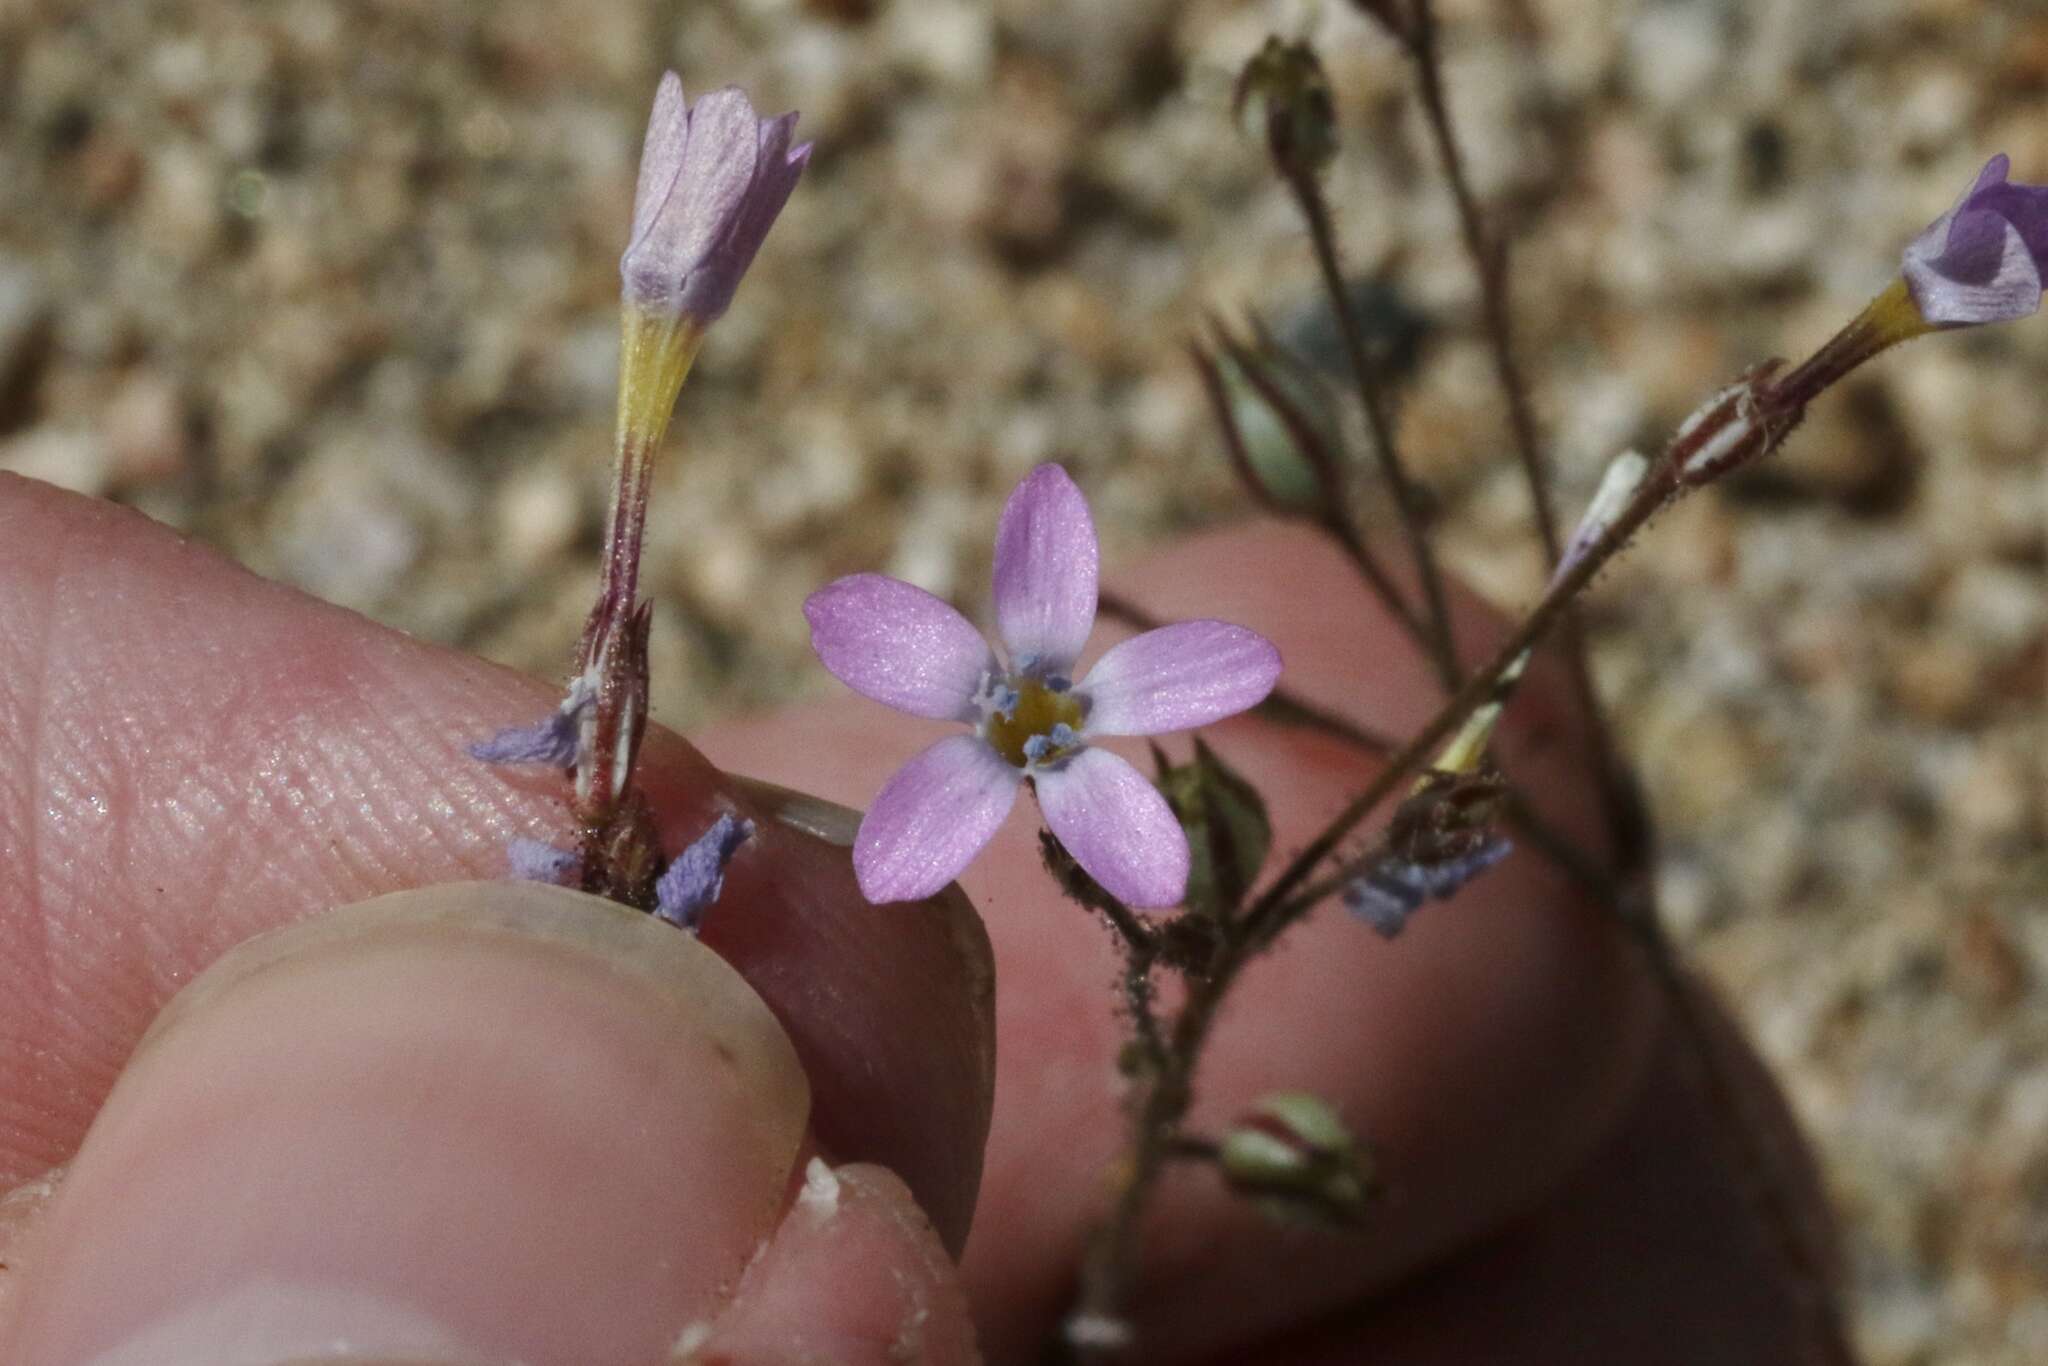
left=1219, top=1092, right=1374, bottom=1227
left=620, top=73, right=811, bottom=326
left=1233, top=37, right=1337, bottom=182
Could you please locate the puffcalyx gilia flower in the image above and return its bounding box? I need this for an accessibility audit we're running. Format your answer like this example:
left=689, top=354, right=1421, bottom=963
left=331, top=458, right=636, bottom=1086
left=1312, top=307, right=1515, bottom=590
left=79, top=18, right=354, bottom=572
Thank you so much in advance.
left=804, top=464, right=1283, bottom=908
left=1903, top=154, right=2048, bottom=327
left=620, top=73, right=811, bottom=325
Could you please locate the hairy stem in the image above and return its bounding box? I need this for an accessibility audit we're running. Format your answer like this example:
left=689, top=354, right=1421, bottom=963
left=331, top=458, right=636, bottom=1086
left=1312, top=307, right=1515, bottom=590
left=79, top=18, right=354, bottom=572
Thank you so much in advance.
left=1070, top=934, right=1233, bottom=1363
left=1067, top=464, right=1668, bottom=1359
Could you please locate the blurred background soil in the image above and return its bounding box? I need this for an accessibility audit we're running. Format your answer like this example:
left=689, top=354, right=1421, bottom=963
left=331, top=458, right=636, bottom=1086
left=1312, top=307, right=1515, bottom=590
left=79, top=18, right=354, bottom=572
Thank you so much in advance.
left=0, top=0, right=2042, bottom=1359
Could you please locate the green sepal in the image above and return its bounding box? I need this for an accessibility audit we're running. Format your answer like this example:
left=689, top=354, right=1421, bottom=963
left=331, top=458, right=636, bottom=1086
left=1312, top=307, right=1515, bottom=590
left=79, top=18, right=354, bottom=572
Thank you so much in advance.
left=1154, top=737, right=1273, bottom=920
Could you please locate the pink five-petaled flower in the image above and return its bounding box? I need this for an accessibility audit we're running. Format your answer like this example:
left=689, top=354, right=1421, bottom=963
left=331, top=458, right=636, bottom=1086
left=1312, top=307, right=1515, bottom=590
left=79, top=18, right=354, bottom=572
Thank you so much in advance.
left=1903, top=154, right=2048, bottom=327
left=804, top=464, right=1283, bottom=908
left=620, top=72, right=812, bottom=323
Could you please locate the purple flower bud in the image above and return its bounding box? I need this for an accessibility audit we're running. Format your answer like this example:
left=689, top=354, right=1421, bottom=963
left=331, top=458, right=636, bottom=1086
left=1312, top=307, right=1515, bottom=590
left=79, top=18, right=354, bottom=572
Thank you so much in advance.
left=653, top=812, right=756, bottom=933
left=507, top=837, right=580, bottom=886
left=468, top=678, right=595, bottom=769
left=1903, top=155, right=2048, bottom=326
left=620, top=73, right=811, bottom=324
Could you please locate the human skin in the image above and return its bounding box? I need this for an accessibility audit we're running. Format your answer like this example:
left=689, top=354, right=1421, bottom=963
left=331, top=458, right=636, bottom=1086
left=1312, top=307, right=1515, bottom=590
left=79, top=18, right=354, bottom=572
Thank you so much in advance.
left=0, top=473, right=1840, bottom=1363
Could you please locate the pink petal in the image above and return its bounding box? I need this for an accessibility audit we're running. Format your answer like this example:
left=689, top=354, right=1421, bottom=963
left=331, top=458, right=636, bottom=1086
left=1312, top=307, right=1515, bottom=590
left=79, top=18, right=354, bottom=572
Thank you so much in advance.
left=628, top=72, right=689, bottom=248
left=855, top=735, right=1021, bottom=903
left=666, top=88, right=760, bottom=264
left=1034, top=747, right=1189, bottom=909
left=992, top=464, right=1099, bottom=676
left=804, top=574, right=996, bottom=721
left=676, top=108, right=809, bottom=324
left=1078, top=620, right=1282, bottom=737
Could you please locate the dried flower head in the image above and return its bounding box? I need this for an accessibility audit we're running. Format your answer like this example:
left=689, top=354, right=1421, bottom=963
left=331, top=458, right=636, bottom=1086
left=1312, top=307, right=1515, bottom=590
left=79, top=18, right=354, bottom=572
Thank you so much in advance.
left=654, top=812, right=755, bottom=933
left=507, top=836, right=580, bottom=887
left=804, top=465, right=1282, bottom=908
left=1903, top=154, right=2048, bottom=327
left=619, top=73, right=812, bottom=324
left=468, top=676, right=595, bottom=770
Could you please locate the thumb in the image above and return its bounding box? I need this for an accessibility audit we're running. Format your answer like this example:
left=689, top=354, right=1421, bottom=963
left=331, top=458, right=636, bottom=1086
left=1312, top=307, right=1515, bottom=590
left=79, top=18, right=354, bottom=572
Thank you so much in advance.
left=0, top=883, right=971, bottom=1365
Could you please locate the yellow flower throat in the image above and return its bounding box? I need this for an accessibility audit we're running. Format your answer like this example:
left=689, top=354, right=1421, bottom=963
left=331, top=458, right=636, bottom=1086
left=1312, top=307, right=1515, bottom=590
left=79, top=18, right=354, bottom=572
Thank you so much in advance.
left=982, top=678, right=1086, bottom=768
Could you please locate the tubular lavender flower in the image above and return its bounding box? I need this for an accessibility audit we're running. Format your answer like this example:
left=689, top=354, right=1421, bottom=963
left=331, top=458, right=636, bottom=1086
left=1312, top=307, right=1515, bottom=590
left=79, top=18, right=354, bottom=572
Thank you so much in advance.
left=621, top=75, right=812, bottom=327
left=1765, top=155, right=2048, bottom=416
left=470, top=73, right=808, bottom=910
left=580, top=77, right=812, bottom=819
left=804, top=464, right=1283, bottom=908
left=1652, top=156, right=2048, bottom=495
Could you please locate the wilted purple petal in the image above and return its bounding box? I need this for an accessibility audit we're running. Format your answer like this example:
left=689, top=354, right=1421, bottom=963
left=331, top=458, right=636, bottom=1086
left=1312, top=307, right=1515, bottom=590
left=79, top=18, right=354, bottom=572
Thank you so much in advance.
left=804, top=574, right=995, bottom=721
left=1078, top=621, right=1281, bottom=738
left=992, top=464, right=1099, bottom=677
left=1343, top=873, right=1418, bottom=940
left=508, top=837, right=580, bottom=886
left=1418, top=837, right=1512, bottom=898
left=1033, top=746, right=1189, bottom=909
left=620, top=78, right=807, bottom=323
left=1342, top=837, right=1511, bottom=940
left=468, top=679, right=594, bottom=768
left=654, top=812, right=756, bottom=933
left=469, top=714, right=578, bottom=767
left=1903, top=154, right=2048, bottom=325
left=855, top=734, right=1021, bottom=903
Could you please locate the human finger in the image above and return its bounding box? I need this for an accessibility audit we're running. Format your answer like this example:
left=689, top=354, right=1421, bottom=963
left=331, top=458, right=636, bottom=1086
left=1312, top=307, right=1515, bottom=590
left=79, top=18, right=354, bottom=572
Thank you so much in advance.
left=0, top=474, right=993, bottom=1252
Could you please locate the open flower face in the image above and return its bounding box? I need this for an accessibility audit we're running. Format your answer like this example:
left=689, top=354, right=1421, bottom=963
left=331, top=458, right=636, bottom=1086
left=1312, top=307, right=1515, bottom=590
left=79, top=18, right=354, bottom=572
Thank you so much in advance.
left=1903, top=154, right=2048, bottom=327
left=805, top=465, right=1283, bottom=908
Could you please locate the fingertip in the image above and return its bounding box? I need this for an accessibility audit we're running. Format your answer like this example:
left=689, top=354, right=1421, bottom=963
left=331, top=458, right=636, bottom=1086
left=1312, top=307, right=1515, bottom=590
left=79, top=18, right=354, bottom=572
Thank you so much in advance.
left=679, top=1159, right=981, bottom=1366
left=682, top=769, right=997, bottom=1257
left=0, top=883, right=810, bottom=1366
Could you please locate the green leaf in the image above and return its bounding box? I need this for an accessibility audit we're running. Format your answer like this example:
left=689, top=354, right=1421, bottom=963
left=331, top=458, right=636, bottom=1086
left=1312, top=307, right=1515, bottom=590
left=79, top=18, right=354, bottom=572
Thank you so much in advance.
left=1155, top=737, right=1273, bottom=919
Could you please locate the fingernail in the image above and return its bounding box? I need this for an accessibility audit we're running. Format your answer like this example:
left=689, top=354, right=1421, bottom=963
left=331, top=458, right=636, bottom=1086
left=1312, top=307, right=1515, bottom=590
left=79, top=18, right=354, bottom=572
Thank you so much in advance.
left=2, top=882, right=808, bottom=1366
left=730, top=774, right=860, bottom=847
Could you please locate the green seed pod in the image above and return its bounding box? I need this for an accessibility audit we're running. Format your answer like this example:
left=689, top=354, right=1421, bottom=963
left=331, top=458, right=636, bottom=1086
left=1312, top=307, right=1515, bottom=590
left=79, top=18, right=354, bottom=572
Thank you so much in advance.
left=1218, top=1092, right=1375, bottom=1228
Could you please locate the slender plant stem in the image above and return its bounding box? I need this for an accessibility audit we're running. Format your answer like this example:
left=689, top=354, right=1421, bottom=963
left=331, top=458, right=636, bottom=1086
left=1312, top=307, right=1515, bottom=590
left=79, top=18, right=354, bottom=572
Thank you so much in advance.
left=1070, top=936, right=1233, bottom=1364
left=1406, top=3, right=1557, bottom=562
left=1062, top=334, right=1871, bottom=1353
left=1244, top=453, right=1675, bottom=939
left=1191, top=334, right=1434, bottom=648
left=1064, top=464, right=1675, bottom=1361
left=1287, top=170, right=1462, bottom=689
left=1402, top=0, right=1652, bottom=876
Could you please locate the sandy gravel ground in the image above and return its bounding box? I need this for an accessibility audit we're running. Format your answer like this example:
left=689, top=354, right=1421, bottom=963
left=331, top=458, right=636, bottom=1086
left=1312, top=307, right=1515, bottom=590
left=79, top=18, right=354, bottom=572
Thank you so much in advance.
left=1, top=2, right=2042, bottom=1360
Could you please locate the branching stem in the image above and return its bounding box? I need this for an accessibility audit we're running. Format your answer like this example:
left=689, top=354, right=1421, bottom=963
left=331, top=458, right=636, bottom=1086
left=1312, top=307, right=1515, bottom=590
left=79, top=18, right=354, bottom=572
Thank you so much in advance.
left=1285, top=169, right=1462, bottom=689
left=1401, top=0, right=1651, bottom=873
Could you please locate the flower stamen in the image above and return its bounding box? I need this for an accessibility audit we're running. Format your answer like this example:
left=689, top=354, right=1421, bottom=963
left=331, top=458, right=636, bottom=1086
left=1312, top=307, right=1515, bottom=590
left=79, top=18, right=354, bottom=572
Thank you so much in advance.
left=983, top=678, right=1088, bottom=768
